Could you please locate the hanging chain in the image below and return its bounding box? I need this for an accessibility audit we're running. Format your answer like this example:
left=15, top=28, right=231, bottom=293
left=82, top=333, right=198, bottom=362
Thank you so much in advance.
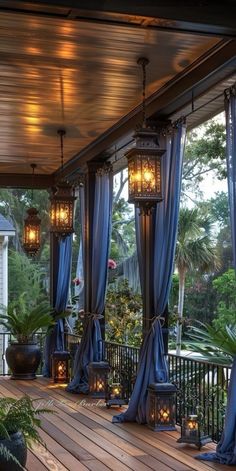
left=142, top=60, right=146, bottom=126
left=58, top=129, right=66, bottom=176
left=31, top=163, right=36, bottom=202
left=137, top=57, right=149, bottom=128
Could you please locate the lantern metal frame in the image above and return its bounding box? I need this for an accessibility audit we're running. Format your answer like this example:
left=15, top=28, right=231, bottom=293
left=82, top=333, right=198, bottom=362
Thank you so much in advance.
left=51, top=350, right=71, bottom=384
left=177, top=414, right=212, bottom=449
left=50, top=130, right=76, bottom=238
left=88, top=361, right=110, bottom=398
left=147, top=382, right=177, bottom=431
left=23, top=164, right=41, bottom=256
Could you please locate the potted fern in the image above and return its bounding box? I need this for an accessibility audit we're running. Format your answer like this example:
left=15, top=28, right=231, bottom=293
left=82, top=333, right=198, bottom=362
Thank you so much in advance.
left=0, top=292, right=55, bottom=379
left=0, top=395, right=53, bottom=470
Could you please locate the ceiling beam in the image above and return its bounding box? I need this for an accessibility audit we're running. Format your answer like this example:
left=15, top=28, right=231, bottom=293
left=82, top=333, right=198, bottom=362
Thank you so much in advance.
left=1, top=1, right=236, bottom=38
left=58, top=39, right=236, bottom=180
left=0, top=173, right=55, bottom=189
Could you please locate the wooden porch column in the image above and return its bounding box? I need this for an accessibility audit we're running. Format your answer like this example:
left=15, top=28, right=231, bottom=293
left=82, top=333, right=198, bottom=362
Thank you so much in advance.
left=139, top=212, right=155, bottom=337
left=84, top=161, right=105, bottom=341
left=139, top=212, right=169, bottom=349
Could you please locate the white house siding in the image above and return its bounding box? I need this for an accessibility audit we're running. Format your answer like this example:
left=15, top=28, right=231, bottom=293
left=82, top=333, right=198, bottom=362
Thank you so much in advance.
left=0, top=236, right=9, bottom=374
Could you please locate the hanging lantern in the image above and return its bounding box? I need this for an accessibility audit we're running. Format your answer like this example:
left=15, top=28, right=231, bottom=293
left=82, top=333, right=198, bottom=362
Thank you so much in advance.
left=88, top=361, right=110, bottom=398
left=126, top=128, right=165, bottom=214
left=23, top=164, right=41, bottom=256
left=126, top=58, right=165, bottom=215
left=50, top=182, right=76, bottom=237
left=147, top=383, right=177, bottom=431
left=50, top=130, right=76, bottom=237
left=52, top=350, right=71, bottom=383
left=177, top=414, right=211, bottom=449
left=23, top=207, right=41, bottom=256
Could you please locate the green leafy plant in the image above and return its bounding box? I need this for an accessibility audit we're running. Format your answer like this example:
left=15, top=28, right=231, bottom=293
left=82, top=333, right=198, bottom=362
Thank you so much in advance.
left=105, top=279, right=142, bottom=346
left=0, top=396, right=53, bottom=446
left=0, top=396, right=54, bottom=469
left=0, top=292, right=54, bottom=343
left=186, top=321, right=236, bottom=364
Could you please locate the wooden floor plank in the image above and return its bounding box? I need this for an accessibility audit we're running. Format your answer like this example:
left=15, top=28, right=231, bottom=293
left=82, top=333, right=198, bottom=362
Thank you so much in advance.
left=26, top=378, right=220, bottom=471
left=14, top=379, right=186, bottom=471
left=0, top=377, right=227, bottom=471
left=26, top=450, right=49, bottom=471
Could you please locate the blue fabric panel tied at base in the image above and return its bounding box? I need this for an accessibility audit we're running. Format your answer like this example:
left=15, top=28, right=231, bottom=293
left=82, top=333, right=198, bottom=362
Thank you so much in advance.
left=66, top=170, right=113, bottom=394
left=43, top=236, right=72, bottom=377
left=112, top=123, right=186, bottom=425
left=195, top=355, right=236, bottom=466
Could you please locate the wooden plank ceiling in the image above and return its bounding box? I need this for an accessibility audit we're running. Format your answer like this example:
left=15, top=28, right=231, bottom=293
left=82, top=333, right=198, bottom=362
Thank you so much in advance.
left=0, top=3, right=235, bottom=186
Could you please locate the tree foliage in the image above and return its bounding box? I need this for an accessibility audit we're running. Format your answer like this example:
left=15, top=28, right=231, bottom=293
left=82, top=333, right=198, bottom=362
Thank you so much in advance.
left=212, top=269, right=236, bottom=329
left=105, top=279, right=142, bottom=346
left=175, top=207, right=218, bottom=353
left=182, top=120, right=226, bottom=198
left=8, top=250, right=47, bottom=304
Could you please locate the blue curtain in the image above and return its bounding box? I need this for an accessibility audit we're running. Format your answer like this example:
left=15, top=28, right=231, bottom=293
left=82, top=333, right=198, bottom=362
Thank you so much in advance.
left=43, top=235, right=73, bottom=377
left=113, top=122, right=186, bottom=423
left=67, top=167, right=113, bottom=393
left=196, top=85, right=236, bottom=465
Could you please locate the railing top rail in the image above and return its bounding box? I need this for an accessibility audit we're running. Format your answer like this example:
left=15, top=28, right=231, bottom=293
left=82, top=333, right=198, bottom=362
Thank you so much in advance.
left=104, top=340, right=140, bottom=351
left=168, top=352, right=232, bottom=369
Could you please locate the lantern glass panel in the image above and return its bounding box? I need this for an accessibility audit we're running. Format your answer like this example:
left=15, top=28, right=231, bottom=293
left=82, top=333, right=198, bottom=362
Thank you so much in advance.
left=88, top=362, right=110, bottom=398
left=128, top=155, right=161, bottom=202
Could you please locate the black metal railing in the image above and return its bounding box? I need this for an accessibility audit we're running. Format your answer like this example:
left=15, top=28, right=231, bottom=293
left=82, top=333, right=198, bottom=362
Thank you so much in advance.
left=168, top=353, right=231, bottom=442
left=0, top=331, right=232, bottom=442
left=104, top=341, right=140, bottom=399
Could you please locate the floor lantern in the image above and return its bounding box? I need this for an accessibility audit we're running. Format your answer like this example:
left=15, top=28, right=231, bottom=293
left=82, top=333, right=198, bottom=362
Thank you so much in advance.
left=88, top=361, right=110, bottom=398
left=147, top=383, right=177, bottom=431
left=52, top=350, right=71, bottom=383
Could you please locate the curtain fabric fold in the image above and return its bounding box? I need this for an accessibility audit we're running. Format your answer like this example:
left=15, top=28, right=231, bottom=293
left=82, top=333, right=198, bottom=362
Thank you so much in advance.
left=196, top=85, right=236, bottom=465
left=43, top=235, right=73, bottom=377
left=67, top=168, right=113, bottom=394
left=113, top=122, right=186, bottom=424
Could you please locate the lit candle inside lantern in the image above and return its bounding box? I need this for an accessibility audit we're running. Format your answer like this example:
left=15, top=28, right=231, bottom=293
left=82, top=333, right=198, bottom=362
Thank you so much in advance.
left=29, top=229, right=36, bottom=241
left=143, top=169, right=153, bottom=182
left=186, top=415, right=199, bottom=437
left=162, top=410, right=169, bottom=421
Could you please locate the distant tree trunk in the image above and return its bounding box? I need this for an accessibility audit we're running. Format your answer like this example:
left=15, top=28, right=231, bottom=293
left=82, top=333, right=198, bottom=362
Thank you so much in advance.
left=176, top=267, right=187, bottom=355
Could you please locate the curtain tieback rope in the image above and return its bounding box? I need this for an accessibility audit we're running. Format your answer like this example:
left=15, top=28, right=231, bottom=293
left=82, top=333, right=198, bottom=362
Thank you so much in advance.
left=86, top=312, right=104, bottom=320
left=150, top=315, right=165, bottom=327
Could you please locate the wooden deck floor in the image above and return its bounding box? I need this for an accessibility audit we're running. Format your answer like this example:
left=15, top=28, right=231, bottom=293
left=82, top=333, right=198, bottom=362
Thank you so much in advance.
left=0, top=377, right=227, bottom=471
